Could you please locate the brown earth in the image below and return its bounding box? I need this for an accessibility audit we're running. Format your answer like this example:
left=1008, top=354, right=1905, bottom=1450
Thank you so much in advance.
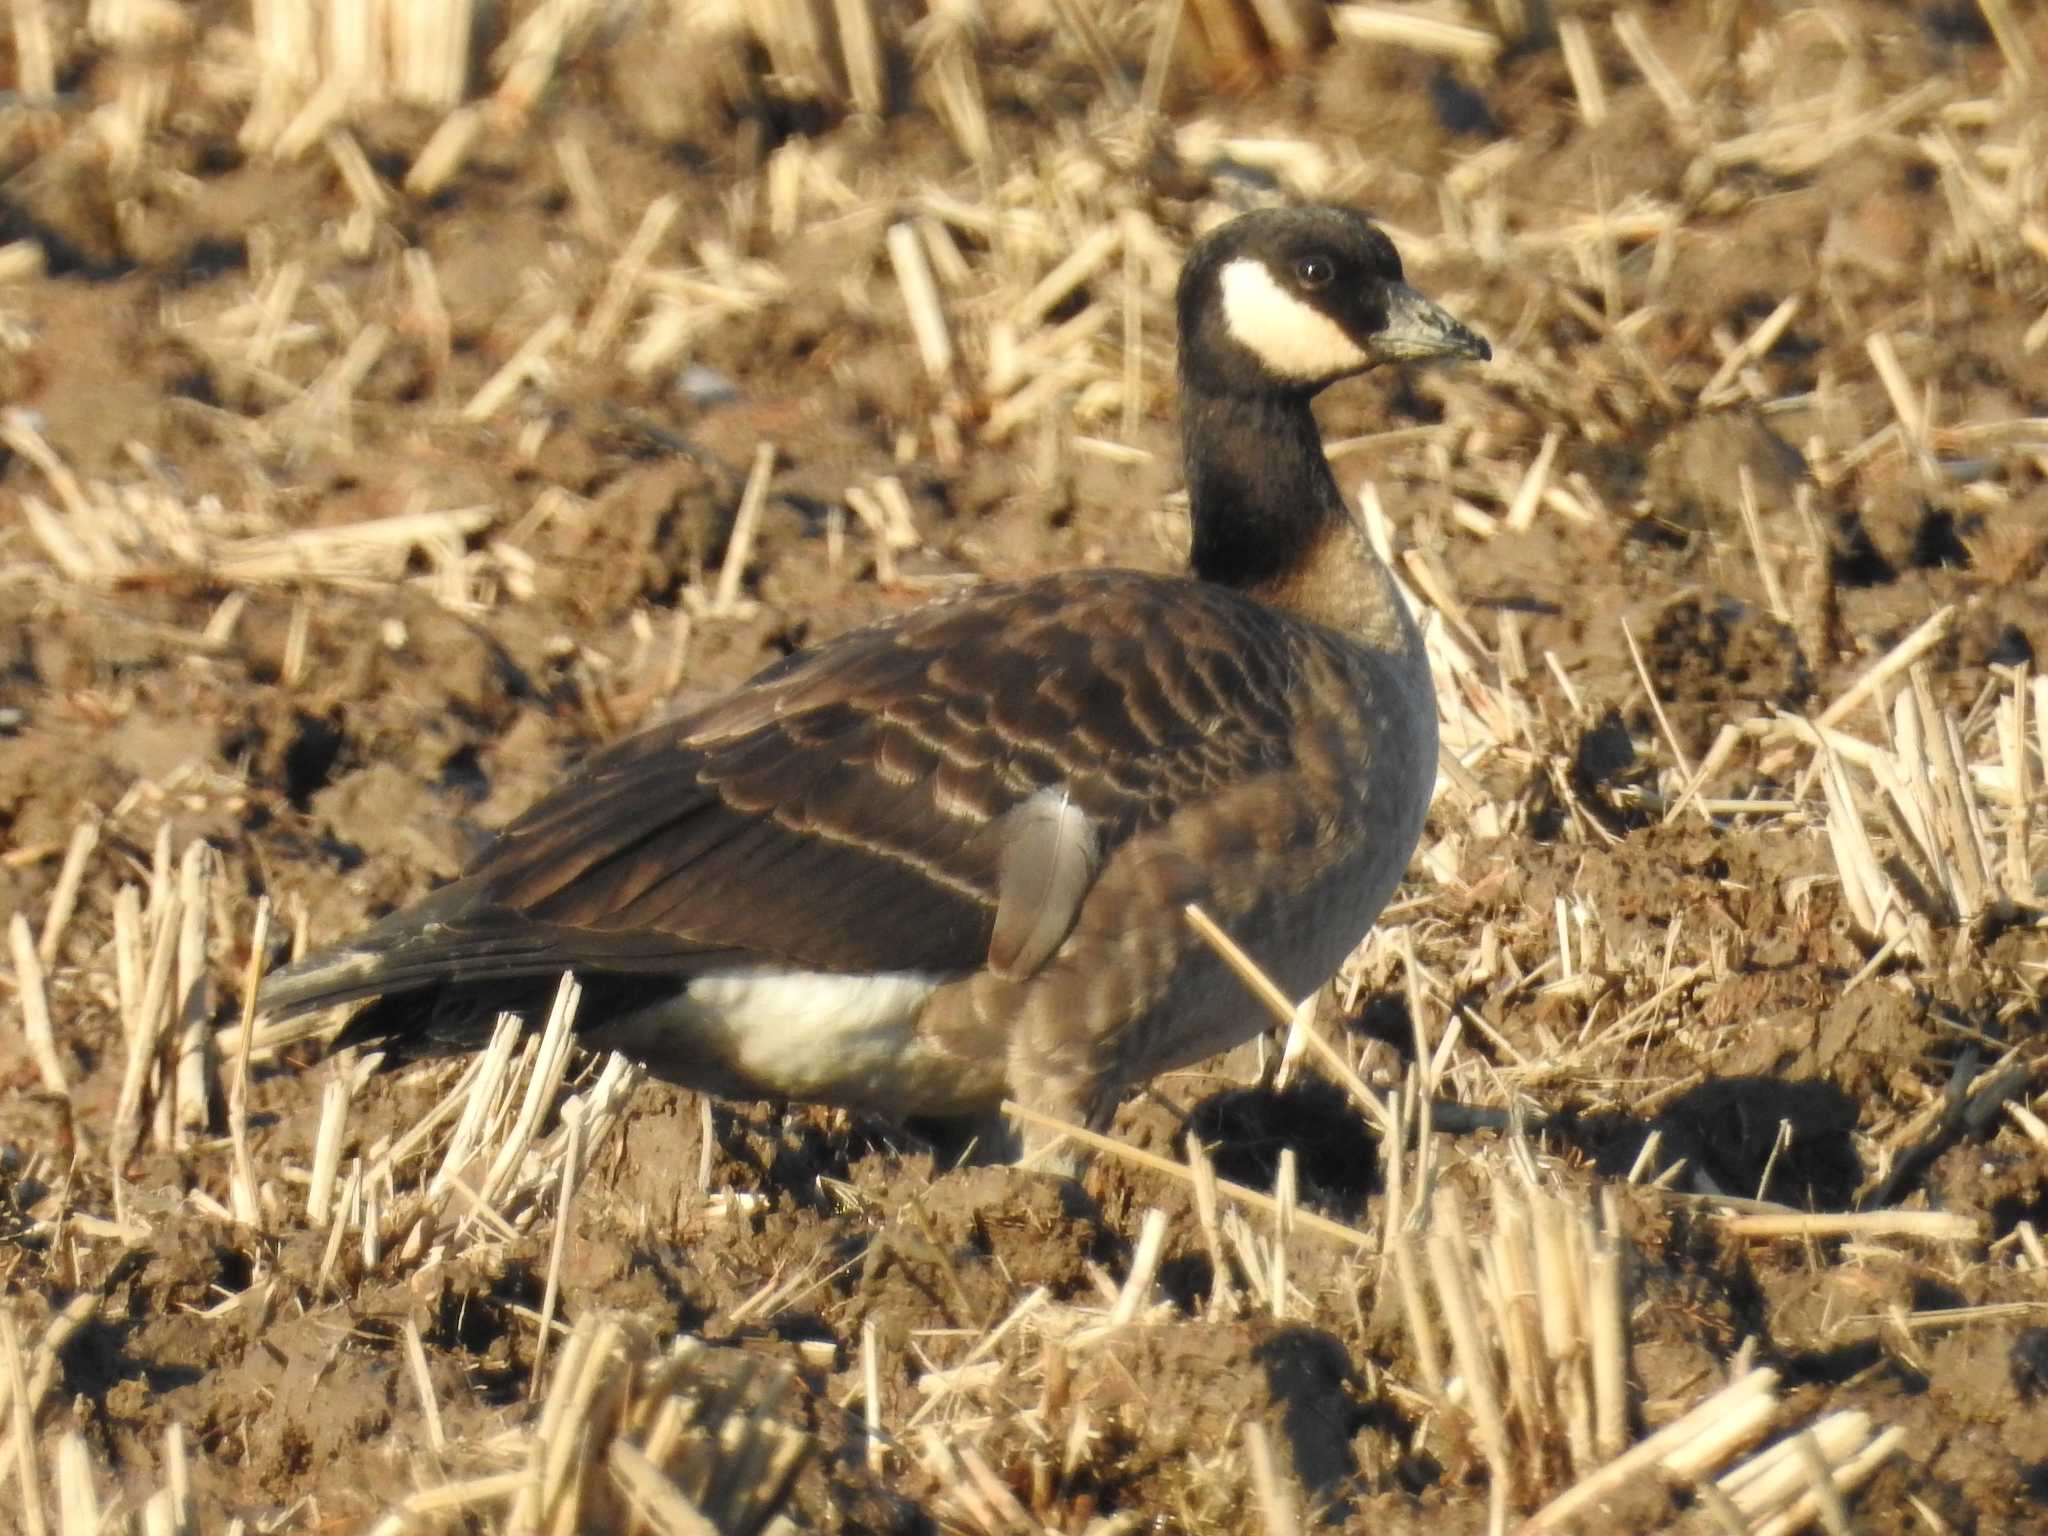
left=3, top=1, right=2047, bottom=1531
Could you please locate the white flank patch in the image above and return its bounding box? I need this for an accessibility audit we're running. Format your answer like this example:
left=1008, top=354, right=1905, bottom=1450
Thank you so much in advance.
left=1217, top=257, right=1372, bottom=382
left=682, top=966, right=942, bottom=1097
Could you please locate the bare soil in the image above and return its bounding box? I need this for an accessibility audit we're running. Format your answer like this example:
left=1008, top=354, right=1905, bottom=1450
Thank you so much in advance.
left=3, top=1, right=2047, bottom=1531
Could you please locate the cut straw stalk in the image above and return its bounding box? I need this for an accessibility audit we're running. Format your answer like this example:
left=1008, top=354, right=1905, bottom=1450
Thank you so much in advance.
left=403, top=1318, right=448, bottom=1454
left=1, top=411, right=90, bottom=519
left=1714, top=1209, right=1979, bottom=1243
left=464, top=314, right=572, bottom=421
left=1996, top=672, right=2033, bottom=897
left=1663, top=720, right=1752, bottom=825
left=36, top=818, right=99, bottom=967
left=1849, top=1301, right=2048, bottom=1335
left=1516, top=1369, right=1781, bottom=1532
left=1186, top=1132, right=1241, bottom=1314
left=8, top=916, right=67, bottom=1097
left=861, top=1318, right=883, bottom=1473
left=1110, top=1208, right=1170, bottom=1327
left=0, top=241, right=46, bottom=282
left=1865, top=331, right=1927, bottom=461
left=1700, top=295, right=1803, bottom=405
left=1504, top=430, right=1562, bottom=533
left=582, top=195, right=679, bottom=360
left=1611, top=9, right=1695, bottom=132
left=954, top=1440, right=1037, bottom=1530
left=1621, top=617, right=1696, bottom=784
left=1557, top=16, right=1607, bottom=127
left=1388, top=1229, right=1443, bottom=1394
left=887, top=221, right=953, bottom=382
left=1736, top=465, right=1791, bottom=622
left=405, top=105, right=489, bottom=196
left=1014, top=225, right=1122, bottom=337
left=12, top=0, right=54, bottom=98
left=0, top=1293, right=97, bottom=1505
left=1428, top=1194, right=1510, bottom=1486
left=1795, top=1426, right=1861, bottom=1534
left=1533, top=1193, right=1594, bottom=1474
left=112, top=892, right=182, bottom=1171
left=1588, top=1196, right=1628, bottom=1461
left=531, top=1104, right=582, bottom=1395
left=1244, top=1421, right=1300, bottom=1536
left=1973, top=0, right=2036, bottom=86
left=1718, top=1411, right=1876, bottom=1524
left=228, top=898, right=272, bottom=1227
left=869, top=476, right=922, bottom=550
left=1121, top=208, right=1146, bottom=442
left=2, top=1308, right=44, bottom=1536
left=833, top=0, right=885, bottom=114
left=1752, top=1426, right=1905, bottom=1536
left=1817, top=605, right=1956, bottom=731
left=478, top=975, right=582, bottom=1208
left=1909, top=661, right=1997, bottom=911
left=326, top=129, right=391, bottom=218
left=1183, top=903, right=1394, bottom=1138
left=1397, top=1172, right=1637, bottom=1509
left=535, top=1315, right=622, bottom=1523
left=608, top=1440, right=720, bottom=1536
left=1487, top=1195, right=1548, bottom=1468
left=1706, top=79, right=1949, bottom=178
left=307, top=1075, right=351, bottom=1226
left=842, top=485, right=898, bottom=585
left=171, top=842, right=214, bottom=1145
left=713, top=444, right=778, bottom=617
left=56, top=1432, right=101, bottom=1533
left=1001, top=1101, right=1375, bottom=1252
left=1272, top=1149, right=1296, bottom=1320
left=1332, top=4, right=1500, bottom=62
left=555, top=131, right=613, bottom=246
left=987, top=298, right=1112, bottom=398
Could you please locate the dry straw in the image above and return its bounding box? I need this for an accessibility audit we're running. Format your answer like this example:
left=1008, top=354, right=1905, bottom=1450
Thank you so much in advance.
left=368, top=1315, right=810, bottom=1536
left=1389, top=1178, right=1904, bottom=1530
left=2, top=1, right=2042, bottom=1529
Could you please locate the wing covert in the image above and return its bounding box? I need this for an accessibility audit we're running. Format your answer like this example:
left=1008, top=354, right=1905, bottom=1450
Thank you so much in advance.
left=436, top=570, right=1313, bottom=979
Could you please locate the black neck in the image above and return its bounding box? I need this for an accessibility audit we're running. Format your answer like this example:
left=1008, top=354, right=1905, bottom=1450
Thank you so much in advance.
left=1179, top=383, right=1346, bottom=593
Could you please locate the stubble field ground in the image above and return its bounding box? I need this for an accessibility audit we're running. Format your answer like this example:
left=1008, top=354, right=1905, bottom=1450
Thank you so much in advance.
left=2, top=1, right=2047, bottom=1530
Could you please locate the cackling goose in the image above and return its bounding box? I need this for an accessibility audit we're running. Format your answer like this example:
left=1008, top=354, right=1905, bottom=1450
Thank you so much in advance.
left=258, top=204, right=1491, bottom=1160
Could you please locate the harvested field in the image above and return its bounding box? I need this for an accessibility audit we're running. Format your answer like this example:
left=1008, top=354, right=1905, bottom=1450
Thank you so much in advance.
left=3, top=0, right=2047, bottom=1531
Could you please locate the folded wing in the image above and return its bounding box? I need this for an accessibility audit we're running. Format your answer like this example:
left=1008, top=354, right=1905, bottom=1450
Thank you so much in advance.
left=259, top=569, right=1306, bottom=1024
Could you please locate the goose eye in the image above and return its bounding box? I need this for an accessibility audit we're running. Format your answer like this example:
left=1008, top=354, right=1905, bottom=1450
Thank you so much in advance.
left=1294, top=255, right=1334, bottom=290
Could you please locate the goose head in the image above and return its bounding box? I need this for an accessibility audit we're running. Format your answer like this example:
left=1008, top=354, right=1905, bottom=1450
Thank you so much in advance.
left=1177, top=204, right=1491, bottom=399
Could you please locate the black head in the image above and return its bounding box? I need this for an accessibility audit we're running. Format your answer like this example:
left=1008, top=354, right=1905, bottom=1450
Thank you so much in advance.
left=1176, top=205, right=1490, bottom=398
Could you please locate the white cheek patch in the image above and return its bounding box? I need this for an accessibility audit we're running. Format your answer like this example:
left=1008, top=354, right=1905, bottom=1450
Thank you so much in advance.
left=1218, top=257, right=1372, bottom=382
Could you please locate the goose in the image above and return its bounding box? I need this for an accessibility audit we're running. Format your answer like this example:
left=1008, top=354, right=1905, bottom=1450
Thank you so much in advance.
left=257, top=204, right=1490, bottom=1161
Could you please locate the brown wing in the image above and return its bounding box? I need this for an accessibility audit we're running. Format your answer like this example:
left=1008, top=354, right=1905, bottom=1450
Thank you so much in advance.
left=261, top=568, right=1310, bottom=1015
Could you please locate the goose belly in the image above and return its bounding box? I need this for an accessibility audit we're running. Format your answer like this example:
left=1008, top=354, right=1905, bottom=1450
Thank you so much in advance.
left=1129, top=814, right=1422, bottom=1082
left=1151, top=694, right=1435, bottom=1075
left=586, top=966, right=1001, bottom=1114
